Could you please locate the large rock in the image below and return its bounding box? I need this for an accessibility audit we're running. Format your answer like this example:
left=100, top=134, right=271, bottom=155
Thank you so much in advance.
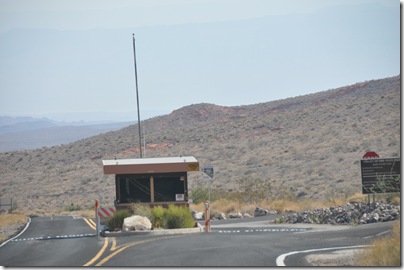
left=193, top=211, right=204, bottom=220
left=228, top=212, right=243, bottom=218
left=215, top=212, right=227, bottom=220
left=254, top=207, right=268, bottom=217
left=123, top=215, right=152, bottom=231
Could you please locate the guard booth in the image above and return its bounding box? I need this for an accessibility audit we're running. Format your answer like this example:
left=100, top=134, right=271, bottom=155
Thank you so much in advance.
left=102, top=156, right=199, bottom=210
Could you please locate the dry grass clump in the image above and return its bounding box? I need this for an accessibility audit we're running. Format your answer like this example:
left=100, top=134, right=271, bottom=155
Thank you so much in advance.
left=347, top=193, right=368, bottom=203
left=0, top=214, right=27, bottom=228
left=267, top=199, right=330, bottom=213
left=354, top=221, right=400, bottom=266
left=0, top=214, right=27, bottom=242
left=191, top=198, right=348, bottom=216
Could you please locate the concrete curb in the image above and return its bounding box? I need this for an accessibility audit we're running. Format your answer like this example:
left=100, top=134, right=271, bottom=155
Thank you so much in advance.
left=101, top=226, right=204, bottom=237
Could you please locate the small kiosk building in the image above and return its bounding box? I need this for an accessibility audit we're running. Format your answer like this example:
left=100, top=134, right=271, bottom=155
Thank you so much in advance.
left=102, top=156, right=199, bottom=209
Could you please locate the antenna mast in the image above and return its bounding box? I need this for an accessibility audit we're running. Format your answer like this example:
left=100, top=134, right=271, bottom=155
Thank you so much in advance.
left=132, top=33, right=143, bottom=158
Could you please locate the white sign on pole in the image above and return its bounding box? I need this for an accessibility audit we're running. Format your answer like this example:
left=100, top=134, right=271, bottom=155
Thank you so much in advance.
left=202, top=165, right=214, bottom=180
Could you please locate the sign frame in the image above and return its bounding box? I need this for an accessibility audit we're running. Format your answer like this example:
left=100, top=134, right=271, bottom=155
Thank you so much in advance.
left=202, top=165, right=214, bottom=180
left=360, top=157, right=400, bottom=194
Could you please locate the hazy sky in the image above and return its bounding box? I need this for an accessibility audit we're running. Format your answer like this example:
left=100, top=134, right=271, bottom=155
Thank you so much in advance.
left=0, top=0, right=400, bottom=122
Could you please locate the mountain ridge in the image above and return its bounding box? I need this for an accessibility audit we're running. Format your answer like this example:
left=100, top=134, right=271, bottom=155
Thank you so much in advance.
left=0, top=117, right=135, bottom=152
left=0, top=75, right=400, bottom=213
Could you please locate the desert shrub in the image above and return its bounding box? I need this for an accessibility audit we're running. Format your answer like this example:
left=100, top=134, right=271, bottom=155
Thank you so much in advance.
left=131, top=203, right=152, bottom=219
left=347, top=193, right=367, bottom=203
left=106, top=210, right=131, bottom=231
left=189, top=187, right=209, bottom=204
left=162, top=205, right=195, bottom=229
left=189, top=187, right=226, bottom=204
left=64, top=203, right=82, bottom=212
left=382, top=192, right=400, bottom=205
left=237, top=177, right=272, bottom=204
left=8, top=201, right=18, bottom=213
left=151, top=206, right=165, bottom=228
left=355, top=221, right=400, bottom=266
left=211, top=199, right=241, bottom=214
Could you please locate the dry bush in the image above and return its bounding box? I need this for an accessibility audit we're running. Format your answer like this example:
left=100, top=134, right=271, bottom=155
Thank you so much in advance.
left=210, top=199, right=259, bottom=215
left=0, top=213, right=27, bottom=242
left=347, top=193, right=368, bottom=203
left=0, top=214, right=27, bottom=228
left=192, top=197, right=337, bottom=215
left=354, top=221, right=400, bottom=266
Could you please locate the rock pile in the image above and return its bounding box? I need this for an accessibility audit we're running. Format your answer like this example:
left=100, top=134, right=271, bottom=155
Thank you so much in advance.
left=192, top=207, right=278, bottom=221
left=272, top=202, right=400, bottom=225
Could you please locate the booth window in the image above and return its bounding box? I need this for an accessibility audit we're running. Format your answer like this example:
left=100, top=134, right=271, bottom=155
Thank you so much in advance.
left=116, top=173, right=187, bottom=203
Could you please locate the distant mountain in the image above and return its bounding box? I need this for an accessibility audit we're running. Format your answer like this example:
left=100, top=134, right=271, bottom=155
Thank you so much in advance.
left=0, top=75, right=399, bottom=213
left=0, top=116, right=59, bottom=134
left=0, top=117, right=134, bottom=152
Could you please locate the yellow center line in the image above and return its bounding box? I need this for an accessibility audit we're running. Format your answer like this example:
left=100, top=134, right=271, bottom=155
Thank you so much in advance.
left=110, top=237, right=117, bottom=251
left=83, top=218, right=96, bottom=231
left=83, top=237, right=109, bottom=267
left=88, top=218, right=96, bottom=227
left=95, top=236, right=180, bottom=267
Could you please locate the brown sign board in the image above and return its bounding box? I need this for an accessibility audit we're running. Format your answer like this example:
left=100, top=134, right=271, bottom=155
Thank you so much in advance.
left=361, top=158, right=400, bottom=194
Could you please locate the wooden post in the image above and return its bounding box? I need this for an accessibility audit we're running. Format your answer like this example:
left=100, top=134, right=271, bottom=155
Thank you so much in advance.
left=150, top=176, right=154, bottom=203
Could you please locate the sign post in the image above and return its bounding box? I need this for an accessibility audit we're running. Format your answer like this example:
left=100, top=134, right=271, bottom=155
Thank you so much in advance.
left=95, top=200, right=99, bottom=237
left=202, top=165, right=214, bottom=203
left=204, top=201, right=211, bottom=232
left=202, top=165, right=214, bottom=233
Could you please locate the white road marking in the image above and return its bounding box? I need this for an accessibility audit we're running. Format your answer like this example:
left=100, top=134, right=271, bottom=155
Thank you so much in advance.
left=217, top=228, right=307, bottom=234
left=363, top=230, right=391, bottom=239
left=0, top=217, right=31, bottom=248
left=276, top=245, right=371, bottom=266
left=11, top=233, right=97, bottom=242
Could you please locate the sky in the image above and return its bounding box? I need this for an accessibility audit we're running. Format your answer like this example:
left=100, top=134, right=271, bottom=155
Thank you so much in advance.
left=0, top=0, right=400, bottom=122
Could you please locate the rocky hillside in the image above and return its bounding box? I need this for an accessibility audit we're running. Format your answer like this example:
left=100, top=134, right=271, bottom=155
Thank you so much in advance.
left=0, top=75, right=400, bottom=214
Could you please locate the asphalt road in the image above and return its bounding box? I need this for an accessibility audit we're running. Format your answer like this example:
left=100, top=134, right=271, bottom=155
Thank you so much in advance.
left=0, top=215, right=396, bottom=267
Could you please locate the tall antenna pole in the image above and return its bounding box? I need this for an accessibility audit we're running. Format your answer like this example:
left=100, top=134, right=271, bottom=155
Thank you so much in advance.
left=132, top=33, right=143, bottom=158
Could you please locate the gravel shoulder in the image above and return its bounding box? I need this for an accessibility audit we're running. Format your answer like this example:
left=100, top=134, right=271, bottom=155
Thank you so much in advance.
left=305, top=249, right=359, bottom=266
left=211, top=219, right=352, bottom=232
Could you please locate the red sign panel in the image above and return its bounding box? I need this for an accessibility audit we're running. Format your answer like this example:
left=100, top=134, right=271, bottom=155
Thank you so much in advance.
left=363, top=151, right=379, bottom=159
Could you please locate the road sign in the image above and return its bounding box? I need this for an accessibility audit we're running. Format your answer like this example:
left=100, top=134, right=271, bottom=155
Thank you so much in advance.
left=361, top=157, right=400, bottom=194
left=363, top=151, right=379, bottom=159
left=202, top=165, right=214, bottom=180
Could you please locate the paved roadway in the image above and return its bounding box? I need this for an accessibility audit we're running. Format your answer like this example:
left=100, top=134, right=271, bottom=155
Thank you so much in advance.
left=0, top=215, right=396, bottom=267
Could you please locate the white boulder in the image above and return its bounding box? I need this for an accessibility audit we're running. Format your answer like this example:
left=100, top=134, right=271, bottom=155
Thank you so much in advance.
left=228, top=212, right=243, bottom=218
left=123, top=215, right=152, bottom=231
left=193, top=211, right=204, bottom=220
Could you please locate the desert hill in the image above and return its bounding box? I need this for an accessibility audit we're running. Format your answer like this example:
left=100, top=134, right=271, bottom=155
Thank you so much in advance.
left=0, top=75, right=400, bottom=213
